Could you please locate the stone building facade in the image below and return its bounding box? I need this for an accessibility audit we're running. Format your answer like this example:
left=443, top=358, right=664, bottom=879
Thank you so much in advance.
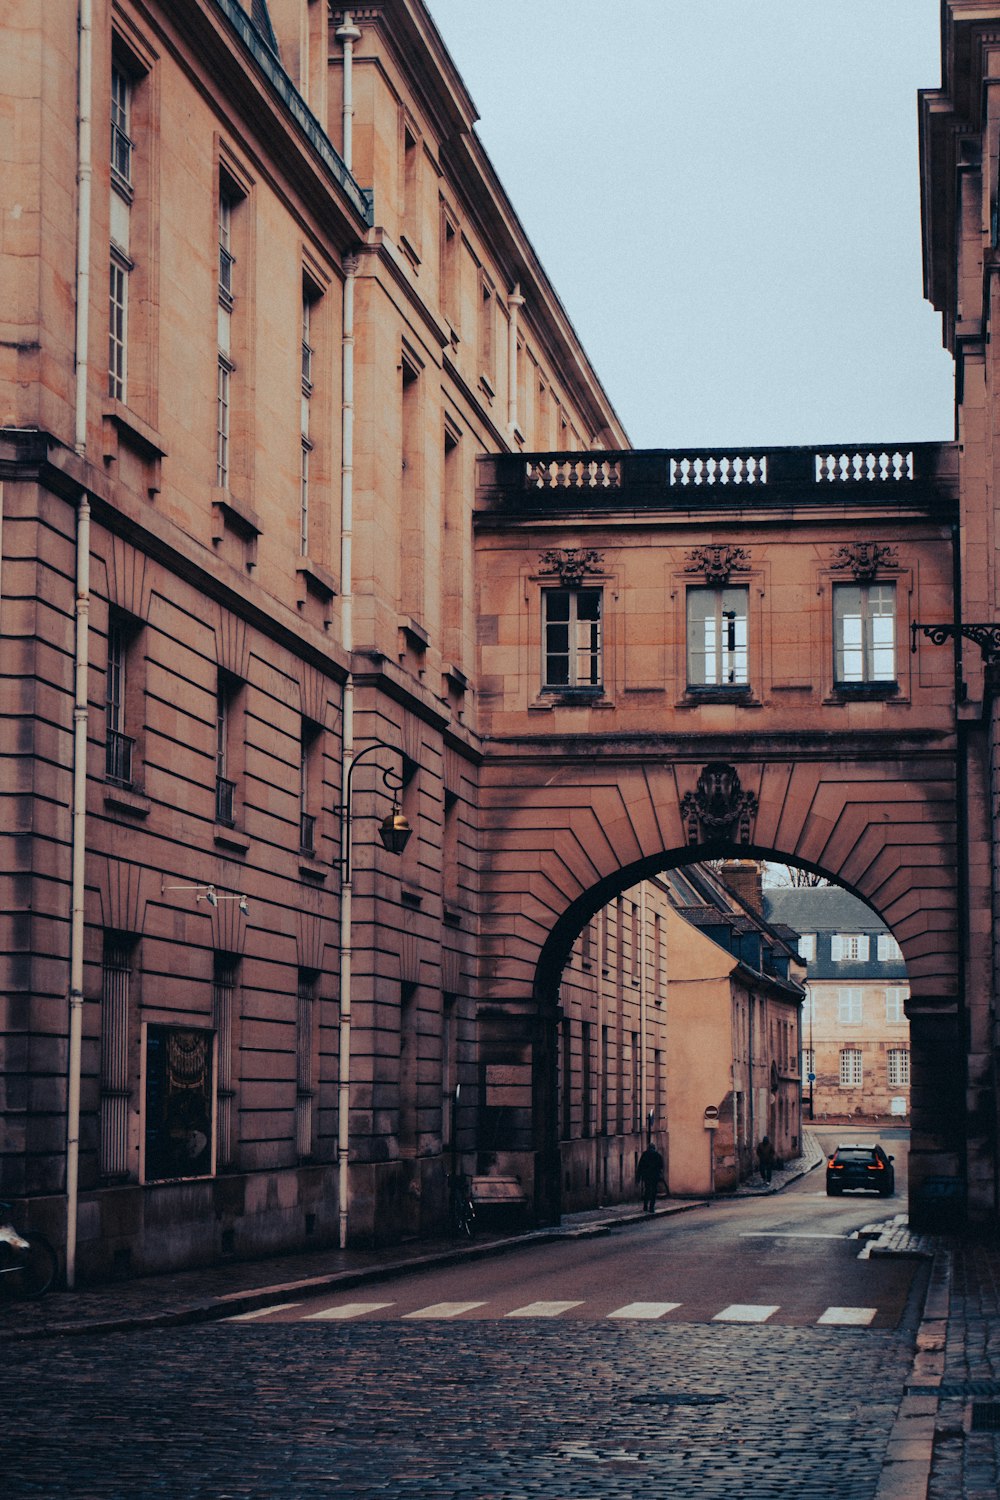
left=763, top=887, right=910, bottom=1125
left=0, top=0, right=625, bottom=1279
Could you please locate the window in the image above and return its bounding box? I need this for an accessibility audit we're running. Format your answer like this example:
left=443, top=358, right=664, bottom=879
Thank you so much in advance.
left=300, top=291, right=314, bottom=556
left=111, top=64, right=133, bottom=187
left=215, top=673, right=241, bottom=826
left=100, top=936, right=132, bottom=1179
left=837, top=987, right=863, bottom=1024
left=686, top=586, right=748, bottom=688
left=877, top=933, right=903, bottom=962
left=798, top=933, right=816, bottom=962
left=801, top=1047, right=815, bottom=1080
left=887, top=1048, right=910, bottom=1088
left=800, top=990, right=814, bottom=1024
left=441, top=211, right=460, bottom=331
left=830, top=933, right=870, bottom=962
left=885, top=986, right=908, bottom=1024
left=212, top=955, right=237, bottom=1168
left=542, top=587, right=602, bottom=690
left=834, top=582, right=896, bottom=685
left=296, top=970, right=318, bottom=1159
left=108, top=254, right=129, bottom=401
left=216, top=182, right=236, bottom=488
left=479, top=276, right=495, bottom=386
left=300, top=716, right=322, bottom=854
left=144, top=1025, right=213, bottom=1181
left=105, top=614, right=133, bottom=785
left=839, top=1048, right=863, bottom=1087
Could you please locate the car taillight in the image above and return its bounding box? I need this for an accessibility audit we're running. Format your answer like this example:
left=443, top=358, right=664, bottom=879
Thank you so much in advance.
left=829, top=1159, right=843, bottom=1169
left=867, top=1162, right=884, bottom=1171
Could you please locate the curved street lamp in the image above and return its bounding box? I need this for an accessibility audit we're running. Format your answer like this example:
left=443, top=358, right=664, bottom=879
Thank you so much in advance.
left=337, top=739, right=413, bottom=1249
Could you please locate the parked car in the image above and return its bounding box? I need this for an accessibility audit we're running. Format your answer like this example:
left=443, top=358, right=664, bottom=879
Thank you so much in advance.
left=826, top=1143, right=895, bottom=1197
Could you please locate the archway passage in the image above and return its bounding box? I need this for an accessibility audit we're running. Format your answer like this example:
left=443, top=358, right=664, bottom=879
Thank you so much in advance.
left=474, top=442, right=973, bottom=1228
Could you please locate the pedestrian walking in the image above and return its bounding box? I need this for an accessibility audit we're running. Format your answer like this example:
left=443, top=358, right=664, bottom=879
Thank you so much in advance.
left=756, top=1135, right=776, bottom=1185
left=636, top=1143, right=664, bottom=1213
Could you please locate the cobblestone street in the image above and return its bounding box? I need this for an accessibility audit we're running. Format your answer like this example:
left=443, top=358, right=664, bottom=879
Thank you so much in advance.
left=3, top=1321, right=916, bottom=1499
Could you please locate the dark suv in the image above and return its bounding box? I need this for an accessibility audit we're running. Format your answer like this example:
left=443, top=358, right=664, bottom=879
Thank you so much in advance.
left=826, top=1143, right=895, bottom=1197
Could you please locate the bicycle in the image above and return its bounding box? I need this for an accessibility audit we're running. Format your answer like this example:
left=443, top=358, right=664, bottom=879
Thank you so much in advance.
left=448, top=1173, right=476, bottom=1239
left=0, top=1201, right=58, bottom=1298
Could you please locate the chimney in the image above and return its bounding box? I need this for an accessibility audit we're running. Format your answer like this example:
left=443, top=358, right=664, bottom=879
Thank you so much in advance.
left=720, top=860, right=762, bottom=915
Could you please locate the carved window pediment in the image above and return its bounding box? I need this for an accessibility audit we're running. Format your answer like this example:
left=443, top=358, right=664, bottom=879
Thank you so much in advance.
left=537, top=547, right=605, bottom=587
left=830, top=542, right=899, bottom=581
left=684, top=544, right=751, bottom=585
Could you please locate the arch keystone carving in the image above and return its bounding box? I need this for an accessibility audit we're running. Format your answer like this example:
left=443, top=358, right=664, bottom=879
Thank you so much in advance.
left=681, top=762, right=758, bottom=845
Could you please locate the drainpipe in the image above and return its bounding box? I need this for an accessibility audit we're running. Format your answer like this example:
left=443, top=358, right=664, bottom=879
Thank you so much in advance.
left=337, top=248, right=359, bottom=1249
left=638, top=883, right=647, bottom=1136
left=335, top=11, right=361, bottom=172
left=507, top=283, right=524, bottom=437
left=66, top=0, right=95, bottom=1290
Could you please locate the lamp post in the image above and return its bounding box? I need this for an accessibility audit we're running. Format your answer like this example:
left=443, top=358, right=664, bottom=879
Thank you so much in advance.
left=337, top=741, right=413, bottom=1249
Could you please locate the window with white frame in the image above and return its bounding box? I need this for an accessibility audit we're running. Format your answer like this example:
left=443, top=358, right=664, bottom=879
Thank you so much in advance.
left=686, top=586, right=748, bottom=688
left=801, top=1047, right=815, bottom=1079
left=839, top=1048, right=863, bottom=1087
left=831, top=933, right=870, bottom=962
left=300, top=289, right=314, bottom=556
left=800, top=989, right=815, bottom=1024
left=110, top=63, right=133, bottom=187
left=887, top=1048, right=910, bottom=1088
left=837, top=987, right=863, bottom=1024
left=108, top=63, right=133, bottom=403
left=877, top=932, right=903, bottom=962
left=834, top=581, right=896, bottom=685
left=216, top=183, right=236, bottom=488
left=885, top=986, right=908, bottom=1024
left=542, top=587, right=602, bottom=690
left=798, top=933, right=816, bottom=962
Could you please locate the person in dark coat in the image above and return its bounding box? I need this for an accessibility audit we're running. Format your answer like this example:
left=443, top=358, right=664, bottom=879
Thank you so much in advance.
left=636, top=1143, right=665, bottom=1213
left=756, top=1135, right=776, bottom=1184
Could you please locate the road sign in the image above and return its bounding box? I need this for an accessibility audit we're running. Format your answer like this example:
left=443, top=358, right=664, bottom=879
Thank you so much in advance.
left=807, top=1072, right=816, bottom=1083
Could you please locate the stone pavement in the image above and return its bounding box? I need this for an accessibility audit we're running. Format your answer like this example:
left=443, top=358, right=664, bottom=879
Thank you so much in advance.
left=2, top=1138, right=997, bottom=1500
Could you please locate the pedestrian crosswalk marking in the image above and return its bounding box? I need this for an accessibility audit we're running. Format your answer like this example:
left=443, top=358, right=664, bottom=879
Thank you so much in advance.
left=817, top=1306, right=877, bottom=1326
left=224, top=1302, right=303, bottom=1321
left=304, top=1301, right=394, bottom=1321
left=608, top=1301, right=683, bottom=1320
left=505, top=1300, right=584, bottom=1318
left=713, top=1304, right=780, bottom=1323
left=403, top=1301, right=488, bottom=1319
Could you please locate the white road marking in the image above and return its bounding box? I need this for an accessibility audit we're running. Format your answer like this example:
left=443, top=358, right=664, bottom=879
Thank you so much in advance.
left=739, top=1232, right=846, bottom=1240
left=607, top=1301, right=682, bottom=1320
left=817, top=1306, right=878, bottom=1326
left=304, top=1302, right=394, bottom=1320
left=713, top=1304, right=780, bottom=1323
left=403, top=1301, right=487, bottom=1319
left=505, top=1300, right=584, bottom=1318
left=224, top=1302, right=302, bottom=1321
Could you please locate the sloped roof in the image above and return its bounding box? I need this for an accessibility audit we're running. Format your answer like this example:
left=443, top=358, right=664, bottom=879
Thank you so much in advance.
left=763, top=885, right=888, bottom=934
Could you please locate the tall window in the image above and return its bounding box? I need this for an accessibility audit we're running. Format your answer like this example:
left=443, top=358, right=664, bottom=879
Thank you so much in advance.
left=798, top=933, right=816, bottom=962
left=213, top=954, right=237, bottom=1168
left=834, top=582, right=896, bottom=685
left=296, top=970, right=318, bottom=1159
left=100, top=936, right=132, bottom=1179
left=300, top=716, right=322, bottom=854
left=837, top=987, right=863, bottom=1024
left=215, top=673, right=240, bottom=826
left=216, top=186, right=236, bottom=487
left=108, top=63, right=133, bottom=401
left=887, top=1048, right=910, bottom=1088
left=839, top=1048, right=863, bottom=1087
left=687, top=587, right=748, bottom=687
left=300, top=290, right=314, bottom=556
left=542, top=587, right=602, bottom=690
left=105, top=614, right=133, bottom=786
left=885, top=986, right=908, bottom=1024
left=802, top=1046, right=815, bottom=1080
left=831, top=933, right=869, bottom=962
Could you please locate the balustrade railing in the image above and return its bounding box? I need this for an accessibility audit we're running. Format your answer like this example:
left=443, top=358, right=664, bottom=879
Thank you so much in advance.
left=478, top=442, right=951, bottom=509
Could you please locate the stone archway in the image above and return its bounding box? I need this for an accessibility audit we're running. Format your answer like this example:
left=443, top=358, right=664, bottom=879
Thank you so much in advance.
left=478, top=747, right=963, bottom=1227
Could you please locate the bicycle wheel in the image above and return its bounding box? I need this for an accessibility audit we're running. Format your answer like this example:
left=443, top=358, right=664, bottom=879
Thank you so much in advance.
left=12, top=1232, right=57, bottom=1298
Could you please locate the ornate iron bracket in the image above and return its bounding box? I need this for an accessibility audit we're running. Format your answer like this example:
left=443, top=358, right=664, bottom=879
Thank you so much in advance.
left=911, top=621, right=1000, bottom=663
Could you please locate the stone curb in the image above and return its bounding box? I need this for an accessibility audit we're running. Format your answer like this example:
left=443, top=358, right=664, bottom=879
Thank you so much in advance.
left=4, top=1200, right=709, bottom=1342
left=873, top=1244, right=951, bottom=1500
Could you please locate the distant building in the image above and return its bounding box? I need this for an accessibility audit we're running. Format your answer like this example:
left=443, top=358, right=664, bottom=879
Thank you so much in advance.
left=558, top=865, right=804, bottom=1204
left=762, top=888, right=910, bottom=1124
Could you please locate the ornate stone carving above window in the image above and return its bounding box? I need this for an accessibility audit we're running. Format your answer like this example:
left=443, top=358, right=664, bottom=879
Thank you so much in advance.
left=683, top=544, right=751, bottom=585
left=830, top=542, right=899, bottom=580
left=537, top=547, right=605, bottom=586
left=681, top=761, right=758, bottom=846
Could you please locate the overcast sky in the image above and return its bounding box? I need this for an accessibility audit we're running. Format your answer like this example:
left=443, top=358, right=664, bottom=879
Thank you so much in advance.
left=424, top=1, right=955, bottom=450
